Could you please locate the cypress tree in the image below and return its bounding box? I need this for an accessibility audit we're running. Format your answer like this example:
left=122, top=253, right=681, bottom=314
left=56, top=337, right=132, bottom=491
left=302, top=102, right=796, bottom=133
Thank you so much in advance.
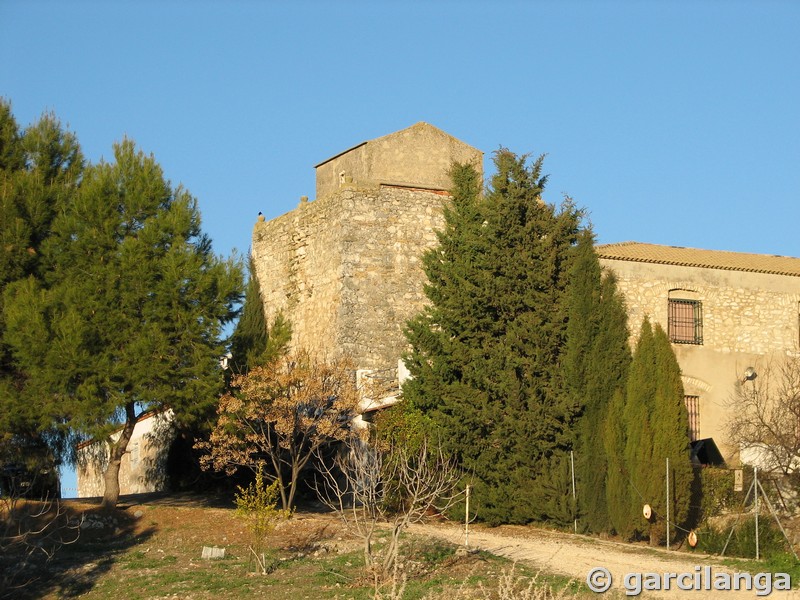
left=651, top=323, right=693, bottom=543
left=229, top=253, right=291, bottom=375
left=404, top=151, right=584, bottom=524
left=230, top=254, right=268, bottom=372
left=618, top=319, right=691, bottom=543
left=563, top=230, right=631, bottom=533
left=604, top=387, right=629, bottom=535
left=622, top=319, right=658, bottom=540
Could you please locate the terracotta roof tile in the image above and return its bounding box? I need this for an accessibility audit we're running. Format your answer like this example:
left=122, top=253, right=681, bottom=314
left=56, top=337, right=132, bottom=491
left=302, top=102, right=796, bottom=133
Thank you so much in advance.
left=596, top=242, right=800, bottom=278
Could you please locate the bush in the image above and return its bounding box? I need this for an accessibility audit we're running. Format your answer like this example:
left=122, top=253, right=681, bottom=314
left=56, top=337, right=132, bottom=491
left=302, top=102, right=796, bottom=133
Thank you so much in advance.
left=235, top=466, right=291, bottom=573
left=697, top=467, right=737, bottom=523
left=695, top=516, right=788, bottom=559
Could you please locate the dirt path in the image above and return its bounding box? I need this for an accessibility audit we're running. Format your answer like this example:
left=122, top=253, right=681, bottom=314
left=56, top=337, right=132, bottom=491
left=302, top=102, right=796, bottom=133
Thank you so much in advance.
left=411, top=522, right=799, bottom=598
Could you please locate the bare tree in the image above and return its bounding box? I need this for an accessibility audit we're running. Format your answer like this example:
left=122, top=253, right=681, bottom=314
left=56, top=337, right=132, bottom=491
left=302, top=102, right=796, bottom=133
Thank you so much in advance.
left=727, top=356, right=800, bottom=475
left=314, top=438, right=463, bottom=586
left=1, top=479, right=81, bottom=596
left=197, top=351, right=364, bottom=510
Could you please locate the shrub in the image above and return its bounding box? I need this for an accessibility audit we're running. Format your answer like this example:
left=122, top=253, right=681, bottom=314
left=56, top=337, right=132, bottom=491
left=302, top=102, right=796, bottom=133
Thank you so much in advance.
left=695, top=516, right=787, bottom=559
left=235, top=466, right=291, bottom=573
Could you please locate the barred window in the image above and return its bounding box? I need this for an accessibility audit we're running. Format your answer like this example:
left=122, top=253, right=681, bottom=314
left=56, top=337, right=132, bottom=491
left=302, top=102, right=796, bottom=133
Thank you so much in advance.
left=685, top=395, right=700, bottom=442
left=669, top=299, right=703, bottom=345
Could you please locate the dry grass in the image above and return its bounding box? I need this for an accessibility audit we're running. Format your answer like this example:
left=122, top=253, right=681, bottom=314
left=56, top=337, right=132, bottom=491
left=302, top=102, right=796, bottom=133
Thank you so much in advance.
left=13, top=498, right=588, bottom=600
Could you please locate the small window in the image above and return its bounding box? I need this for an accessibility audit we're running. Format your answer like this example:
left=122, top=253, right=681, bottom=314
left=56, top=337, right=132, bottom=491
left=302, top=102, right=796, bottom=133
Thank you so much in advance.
left=685, top=395, right=700, bottom=442
left=669, top=299, right=703, bottom=345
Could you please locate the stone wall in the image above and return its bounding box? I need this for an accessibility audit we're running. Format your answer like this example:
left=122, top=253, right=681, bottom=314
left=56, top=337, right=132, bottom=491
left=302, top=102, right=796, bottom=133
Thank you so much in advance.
left=600, top=258, right=800, bottom=459
left=252, top=184, right=446, bottom=373
left=315, top=122, right=483, bottom=199
left=76, top=411, right=173, bottom=498
left=601, top=260, right=800, bottom=355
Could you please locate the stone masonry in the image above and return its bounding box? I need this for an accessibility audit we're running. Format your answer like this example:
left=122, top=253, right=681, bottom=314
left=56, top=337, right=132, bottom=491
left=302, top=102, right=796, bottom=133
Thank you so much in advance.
left=598, top=243, right=800, bottom=461
left=252, top=123, right=482, bottom=378
left=252, top=124, right=800, bottom=466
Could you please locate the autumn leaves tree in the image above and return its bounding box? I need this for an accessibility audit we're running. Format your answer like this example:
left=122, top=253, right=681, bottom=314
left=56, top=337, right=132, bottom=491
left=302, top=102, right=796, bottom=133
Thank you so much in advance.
left=199, top=351, right=363, bottom=510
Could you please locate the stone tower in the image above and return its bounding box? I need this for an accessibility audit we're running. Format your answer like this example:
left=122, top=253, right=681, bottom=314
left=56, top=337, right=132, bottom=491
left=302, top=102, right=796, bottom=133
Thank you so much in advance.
left=252, top=123, right=482, bottom=380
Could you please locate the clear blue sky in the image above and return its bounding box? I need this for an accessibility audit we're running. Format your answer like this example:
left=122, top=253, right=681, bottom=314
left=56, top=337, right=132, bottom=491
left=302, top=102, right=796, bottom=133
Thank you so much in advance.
left=3, top=1, right=798, bottom=261
left=2, top=1, right=799, bottom=496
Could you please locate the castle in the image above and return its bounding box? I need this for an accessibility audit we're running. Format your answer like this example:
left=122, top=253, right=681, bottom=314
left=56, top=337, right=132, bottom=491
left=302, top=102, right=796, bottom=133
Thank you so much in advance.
left=253, top=122, right=800, bottom=464
left=251, top=123, right=482, bottom=394
left=76, top=123, right=800, bottom=496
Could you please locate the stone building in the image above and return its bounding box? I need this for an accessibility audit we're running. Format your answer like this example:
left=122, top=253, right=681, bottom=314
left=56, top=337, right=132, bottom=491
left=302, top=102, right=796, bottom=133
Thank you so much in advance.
left=252, top=122, right=482, bottom=391
left=597, top=242, right=800, bottom=464
left=76, top=410, right=173, bottom=497
left=253, top=123, right=800, bottom=461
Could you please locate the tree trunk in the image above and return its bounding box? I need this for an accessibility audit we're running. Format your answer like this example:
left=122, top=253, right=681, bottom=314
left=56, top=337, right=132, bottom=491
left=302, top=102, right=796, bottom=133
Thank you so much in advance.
left=101, top=402, right=137, bottom=510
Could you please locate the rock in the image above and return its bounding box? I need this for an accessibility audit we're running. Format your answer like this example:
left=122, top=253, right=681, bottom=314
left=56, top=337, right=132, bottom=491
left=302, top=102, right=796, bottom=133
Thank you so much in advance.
left=201, top=546, right=225, bottom=560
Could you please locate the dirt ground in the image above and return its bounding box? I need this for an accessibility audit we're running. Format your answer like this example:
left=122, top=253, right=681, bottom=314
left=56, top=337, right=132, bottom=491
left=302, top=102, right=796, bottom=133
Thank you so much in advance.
left=14, top=493, right=800, bottom=599
left=411, top=520, right=800, bottom=599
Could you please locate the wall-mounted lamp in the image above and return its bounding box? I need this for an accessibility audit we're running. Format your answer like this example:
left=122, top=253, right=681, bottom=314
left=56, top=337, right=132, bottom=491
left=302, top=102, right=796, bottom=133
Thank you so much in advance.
left=741, top=367, right=757, bottom=384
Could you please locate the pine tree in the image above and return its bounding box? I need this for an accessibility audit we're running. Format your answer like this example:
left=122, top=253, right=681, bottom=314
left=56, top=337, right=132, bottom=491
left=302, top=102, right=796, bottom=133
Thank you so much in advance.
left=404, top=151, right=584, bottom=524
left=563, top=230, right=631, bottom=533
left=4, top=139, right=243, bottom=508
left=0, top=102, right=84, bottom=488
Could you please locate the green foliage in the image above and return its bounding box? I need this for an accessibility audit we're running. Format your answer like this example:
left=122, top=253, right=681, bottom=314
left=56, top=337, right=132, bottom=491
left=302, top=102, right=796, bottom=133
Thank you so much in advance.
left=404, top=152, right=585, bottom=525
left=229, top=254, right=291, bottom=374
left=263, top=312, right=292, bottom=364
left=229, top=254, right=268, bottom=373
left=562, top=230, right=631, bottom=533
left=3, top=138, right=243, bottom=506
left=0, top=101, right=84, bottom=487
left=652, top=323, right=694, bottom=533
left=373, top=400, right=429, bottom=456
left=616, top=319, right=692, bottom=543
left=604, top=388, right=629, bottom=535
left=697, top=467, right=736, bottom=524
left=235, top=466, right=291, bottom=571
left=696, top=516, right=788, bottom=559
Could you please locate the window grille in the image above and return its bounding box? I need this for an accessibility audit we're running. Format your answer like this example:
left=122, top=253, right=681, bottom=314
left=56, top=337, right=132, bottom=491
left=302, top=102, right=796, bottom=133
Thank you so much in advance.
left=668, top=299, right=703, bottom=344
left=685, top=395, right=700, bottom=442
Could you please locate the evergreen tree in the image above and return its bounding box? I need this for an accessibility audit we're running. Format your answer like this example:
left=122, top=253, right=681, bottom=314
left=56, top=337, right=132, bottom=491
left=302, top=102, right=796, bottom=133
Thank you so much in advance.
left=651, top=323, right=693, bottom=544
left=3, top=139, right=242, bottom=508
left=618, top=319, right=691, bottom=543
left=563, top=230, right=631, bottom=533
left=622, top=319, right=657, bottom=540
left=229, top=253, right=292, bottom=374
left=0, top=101, right=84, bottom=488
left=230, top=254, right=269, bottom=373
left=604, top=387, right=629, bottom=535
left=404, top=151, right=584, bottom=524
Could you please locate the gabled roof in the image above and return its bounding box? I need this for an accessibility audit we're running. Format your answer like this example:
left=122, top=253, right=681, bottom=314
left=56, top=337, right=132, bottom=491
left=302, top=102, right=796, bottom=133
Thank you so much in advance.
left=597, top=242, right=800, bottom=278
left=314, top=122, right=476, bottom=168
